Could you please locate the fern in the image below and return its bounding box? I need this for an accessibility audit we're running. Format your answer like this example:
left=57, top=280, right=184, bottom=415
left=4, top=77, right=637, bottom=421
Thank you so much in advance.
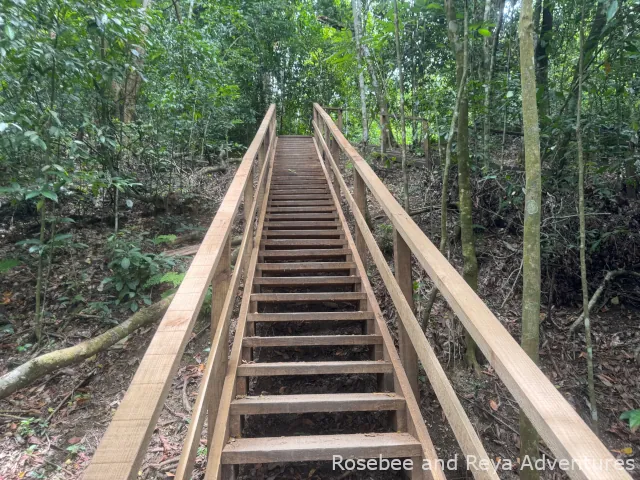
left=144, top=271, right=185, bottom=289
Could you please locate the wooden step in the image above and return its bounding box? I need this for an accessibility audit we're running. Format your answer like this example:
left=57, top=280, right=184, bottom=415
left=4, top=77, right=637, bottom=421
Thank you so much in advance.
left=268, top=201, right=335, bottom=206
left=267, top=195, right=332, bottom=201
left=247, top=311, right=373, bottom=322
left=221, top=432, right=421, bottom=464
left=260, top=248, right=349, bottom=258
left=236, top=360, right=393, bottom=376
left=262, top=239, right=346, bottom=248
left=256, top=262, right=355, bottom=272
left=263, top=221, right=340, bottom=229
left=267, top=207, right=336, bottom=213
left=230, top=392, right=402, bottom=415
left=251, top=292, right=366, bottom=303
left=243, top=334, right=382, bottom=347
left=265, top=213, right=338, bottom=220
left=253, top=276, right=358, bottom=287
left=262, top=230, right=343, bottom=239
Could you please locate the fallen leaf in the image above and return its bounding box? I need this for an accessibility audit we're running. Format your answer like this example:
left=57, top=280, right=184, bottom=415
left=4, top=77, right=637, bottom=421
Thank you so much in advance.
left=489, top=399, right=499, bottom=411
left=68, top=437, right=82, bottom=445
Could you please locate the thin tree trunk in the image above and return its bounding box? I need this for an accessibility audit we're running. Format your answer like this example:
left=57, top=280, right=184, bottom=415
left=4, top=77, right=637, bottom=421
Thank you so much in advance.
left=393, top=0, right=410, bottom=212
left=422, top=3, right=469, bottom=332
left=501, top=33, right=512, bottom=161
left=518, top=0, right=542, bottom=474
left=352, top=0, right=369, bottom=147
left=576, top=0, right=598, bottom=432
left=483, top=0, right=506, bottom=166
left=445, top=0, right=479, bottom=372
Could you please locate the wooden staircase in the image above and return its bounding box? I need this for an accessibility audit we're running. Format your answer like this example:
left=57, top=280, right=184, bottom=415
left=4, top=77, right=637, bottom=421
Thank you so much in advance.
left=215, top=136, right=434, bottom=478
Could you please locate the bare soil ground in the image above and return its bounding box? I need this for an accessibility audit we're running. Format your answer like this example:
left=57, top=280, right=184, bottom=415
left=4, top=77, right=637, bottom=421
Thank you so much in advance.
left=1, top=137, right=639, bottom=480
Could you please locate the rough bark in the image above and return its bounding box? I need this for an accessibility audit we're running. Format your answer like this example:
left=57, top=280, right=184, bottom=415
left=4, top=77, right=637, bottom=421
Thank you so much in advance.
left=519, top=0, right=543, bottom=474
left=352, top=0, right=369, bottom=146
left=0, top=295, right=173, bottom=400
left=535, top=0, right=553, bottom=119
left=445, top=0, right=479, bottom=372
left=393, top=0, right=410, bottom=212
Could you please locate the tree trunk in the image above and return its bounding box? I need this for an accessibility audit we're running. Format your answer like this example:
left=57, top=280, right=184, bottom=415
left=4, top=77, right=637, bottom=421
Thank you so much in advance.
left=0, top=295, right=173, bottom=400
left=535, top=0, right=552, bottom=119
left=482, top=0, right=506, bottom=166
left=393, top=0, right=410, bottom=212
left=576, top=0, right=599, bottom=432
left=351, top=0, right=369, bottom=147
left=518, top=0, right=542, bottom=474
left=445, top=0, right=479, bottom=372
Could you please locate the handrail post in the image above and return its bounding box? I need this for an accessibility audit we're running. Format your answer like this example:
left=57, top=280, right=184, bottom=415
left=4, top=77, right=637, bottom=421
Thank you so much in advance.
left=207, top=236, right=231, bottom=445
left=393, top=229, right=419, bottom=400
left=353, top=171, right=367, bottom=271
left=244, top=165, right=255, bottom=247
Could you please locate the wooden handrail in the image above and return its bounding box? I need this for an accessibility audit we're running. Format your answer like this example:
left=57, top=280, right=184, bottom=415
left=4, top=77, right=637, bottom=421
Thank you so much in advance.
left=84, top=105, right=277, bottom=480
left=313, top=103, right=631, bottom=480
left=313, top=120, right=498, bottom=480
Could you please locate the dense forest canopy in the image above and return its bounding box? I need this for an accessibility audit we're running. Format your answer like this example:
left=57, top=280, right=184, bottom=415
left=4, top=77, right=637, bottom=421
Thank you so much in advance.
left=1, top=0, right=640, bottom=477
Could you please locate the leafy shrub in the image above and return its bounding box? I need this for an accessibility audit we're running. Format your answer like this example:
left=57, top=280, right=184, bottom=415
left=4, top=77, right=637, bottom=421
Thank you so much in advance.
left=376, top=223, right=394, bottom=255
left=100, top=233, right=177, bottom=311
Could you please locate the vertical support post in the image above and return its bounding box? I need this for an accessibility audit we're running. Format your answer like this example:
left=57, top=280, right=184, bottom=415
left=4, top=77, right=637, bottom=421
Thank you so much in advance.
left=353, top=171, right=368, bottom=272
left=330, top=119, right=341, bottom=199
left=244, top=166, right=255, bottom=248
left=393, top=229, right=419, bottom=400
left=422, top=119, right=430, bottom=170
left=207, top=236, right=231, bottom=445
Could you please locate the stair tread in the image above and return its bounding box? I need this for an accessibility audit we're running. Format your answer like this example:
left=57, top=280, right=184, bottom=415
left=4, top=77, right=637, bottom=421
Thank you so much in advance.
left=243, top=334, right=382, bottom=347
left=236, top=360, right=393, bottom=376
left=221, top=433, right=421, bottom=464
left=251, top=292, right=366, bottom=302
left=247, top=311, right=373, bottom=322
left=256, top=262, right=354, bottom=271
left=253, top=276, right=358, bottom=286
left=230, top=393, right=404, bottom=415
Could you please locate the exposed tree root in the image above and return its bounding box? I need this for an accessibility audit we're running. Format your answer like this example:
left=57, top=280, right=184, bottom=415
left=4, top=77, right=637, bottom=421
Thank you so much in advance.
left=0, top=295, right=173, bottom=400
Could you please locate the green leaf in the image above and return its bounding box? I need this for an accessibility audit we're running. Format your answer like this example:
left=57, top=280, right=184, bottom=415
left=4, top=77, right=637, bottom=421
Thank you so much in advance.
left=121, top=257, right=131, bottom=269
left=426, top=2, right=443, bottom=9
left=5, top=24, right=15, bottom=41
left=25, top=191, right=40, bottom=200
left=620, top=410, right=640, bottom=431
left=607, top=0, right=618, bottom=21
left=478, top=28, right=491, bottom=37
left=506, top=91, right=514, bottom=98
left=41, top=191, right=58, bottom=202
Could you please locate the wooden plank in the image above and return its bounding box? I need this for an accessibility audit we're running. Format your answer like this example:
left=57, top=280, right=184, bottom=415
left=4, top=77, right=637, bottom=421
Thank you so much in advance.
left=265, top=213, right=337, bottom=220
left=260, top=248, right=349, bottom=258
left=173, top=126, right=278, bottom=480
left=394, top=229, right=419, bottom=400
left=316, top=104, right=629, bottom=480
left=262, top=230, right=343, bottom=239
left=262, top=239, right=346, bottom=248
left=236, top=360, right=393, bottom=376
left=242, top=334, right=382, bottom=347
left=256, top=261, right=354, bottom=272
left=221, top=433, right=421, bottom=464
left=230, top=392, right=403, bottom=415
left=252, top=275, right=358, bottom=287
left=312, top=134, right=447, bottom=479
left=267, top=206, right=336, bottom=213
left=84, top=105, right=277, bottom=480
left=314, top=126, right=496, bottom=479
left=250, top=292, right=366, bottom=303
left=247, top=311, right=373, bottom=322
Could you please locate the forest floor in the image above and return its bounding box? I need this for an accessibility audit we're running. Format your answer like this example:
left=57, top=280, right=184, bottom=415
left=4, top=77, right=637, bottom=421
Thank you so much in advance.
left=0, top=136, right=639, bottom=480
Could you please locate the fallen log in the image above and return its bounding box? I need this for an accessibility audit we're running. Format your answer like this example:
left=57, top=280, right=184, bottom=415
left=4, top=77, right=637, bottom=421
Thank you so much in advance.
left=569, top=269, right=640, bottom=334
left=0, top=295, right=173, bottom=400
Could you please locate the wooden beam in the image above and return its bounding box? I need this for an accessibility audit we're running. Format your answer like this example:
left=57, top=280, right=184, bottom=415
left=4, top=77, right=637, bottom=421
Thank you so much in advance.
left=84, top=105, right=276, bottom=480
left=394, top=229, right=419, bottom=400
left=314, top=103, right=631, bottom=480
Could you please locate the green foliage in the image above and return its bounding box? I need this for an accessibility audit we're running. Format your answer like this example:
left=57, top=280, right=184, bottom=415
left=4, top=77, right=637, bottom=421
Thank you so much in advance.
left=620, top=409, right=640, bottom=431
left=101, top=233, right=177, bottom=312
left=153, top=234, right=177, bottom=245
left=376, top=223, right=394, bottom=255
left=0, top=258, right=21, bottom=272
left=144, top=271, right=185, bottom=289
